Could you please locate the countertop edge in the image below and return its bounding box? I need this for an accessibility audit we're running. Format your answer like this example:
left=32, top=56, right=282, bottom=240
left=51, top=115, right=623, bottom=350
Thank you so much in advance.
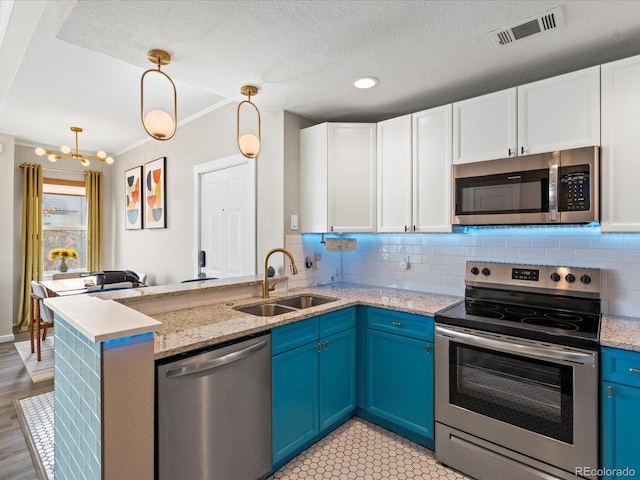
left=45, top=295, right=162, bottom=343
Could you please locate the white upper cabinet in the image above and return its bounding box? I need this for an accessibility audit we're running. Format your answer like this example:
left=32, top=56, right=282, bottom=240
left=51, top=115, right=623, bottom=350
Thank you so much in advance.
left=413, top=105, right=453, bottom=233
left=376, top=106, right=453, bottom=233
left=453, top=66, right=600, bottom=165
left=601, top=55, right=640, bottom=232
left=453, top=88, right=517, bottom=164
left=300, top=123, right=376, bottom=233
left=377, top=115, right=413, bottom=232
left=518, top=66, right=600, bottom=155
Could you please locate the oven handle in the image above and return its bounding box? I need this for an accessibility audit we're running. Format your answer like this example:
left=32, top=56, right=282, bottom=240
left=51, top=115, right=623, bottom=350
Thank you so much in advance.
left=436, top=326, right=596, bottom=365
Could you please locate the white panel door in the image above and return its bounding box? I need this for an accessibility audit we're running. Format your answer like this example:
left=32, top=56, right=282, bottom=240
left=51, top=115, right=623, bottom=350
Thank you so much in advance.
left=377, top=115, right=412, bottom=232
left=412, top=104, right=453, bottom=233
left=601, top=55, right=640, bottom=232
left=197, top=157, right=255, bottom=278
left=518, top=66, right=600, bottom=156
left=453, top=88, right=517, bottom=164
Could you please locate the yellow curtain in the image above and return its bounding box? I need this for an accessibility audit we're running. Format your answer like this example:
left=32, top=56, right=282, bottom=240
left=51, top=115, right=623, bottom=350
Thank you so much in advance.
left=15, top=164, right=43, bottom=332
left=86, top=170, right=104, bottom=272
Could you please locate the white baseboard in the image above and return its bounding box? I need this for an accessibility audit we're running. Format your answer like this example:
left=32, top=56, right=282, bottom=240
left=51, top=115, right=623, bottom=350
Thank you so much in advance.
left=0, top=333, right=16, bottom=343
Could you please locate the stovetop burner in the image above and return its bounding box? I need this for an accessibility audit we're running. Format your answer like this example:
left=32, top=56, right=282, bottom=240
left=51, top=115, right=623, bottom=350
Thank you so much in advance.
left=435, top=261, right=602, bottom=350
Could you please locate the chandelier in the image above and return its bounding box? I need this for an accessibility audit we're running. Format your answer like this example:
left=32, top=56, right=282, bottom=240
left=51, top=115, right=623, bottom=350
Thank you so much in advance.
left=35, top=126, right=113, bottom=166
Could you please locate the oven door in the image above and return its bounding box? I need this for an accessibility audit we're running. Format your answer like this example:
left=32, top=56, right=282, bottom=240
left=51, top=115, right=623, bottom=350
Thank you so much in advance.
left=435, top=325, right=598, bottom=479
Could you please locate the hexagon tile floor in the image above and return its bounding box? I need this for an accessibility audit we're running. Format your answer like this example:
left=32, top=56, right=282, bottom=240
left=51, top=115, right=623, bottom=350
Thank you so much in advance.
left=267, top=417, right=471, bottom=480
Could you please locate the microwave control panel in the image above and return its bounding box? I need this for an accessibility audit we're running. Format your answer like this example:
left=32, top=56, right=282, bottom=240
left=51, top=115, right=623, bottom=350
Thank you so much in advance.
left=559, top=165, right=590, bottom=212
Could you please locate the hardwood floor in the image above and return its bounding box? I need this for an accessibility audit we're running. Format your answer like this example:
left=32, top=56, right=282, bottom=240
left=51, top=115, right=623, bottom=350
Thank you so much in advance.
left=0, top=332, right=53, bottom=479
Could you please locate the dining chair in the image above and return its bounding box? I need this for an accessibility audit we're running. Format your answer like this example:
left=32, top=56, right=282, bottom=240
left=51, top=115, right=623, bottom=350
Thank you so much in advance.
left=30, top=281, right=55, bottom=361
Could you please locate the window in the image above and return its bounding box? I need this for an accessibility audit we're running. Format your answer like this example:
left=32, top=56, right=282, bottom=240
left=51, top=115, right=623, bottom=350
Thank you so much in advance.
left=42, top=179, right=87, bottom=273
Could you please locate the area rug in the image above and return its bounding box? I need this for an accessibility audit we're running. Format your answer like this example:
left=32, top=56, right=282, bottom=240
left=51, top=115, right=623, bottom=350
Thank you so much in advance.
left=14, top=337, right=54, bottom=383
left=14, top=391, right=54, bottom=480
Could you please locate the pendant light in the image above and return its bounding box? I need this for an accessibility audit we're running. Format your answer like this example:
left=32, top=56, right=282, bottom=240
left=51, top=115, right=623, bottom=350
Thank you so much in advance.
left=141, top=49, right=177, bottom=141
left=237, top=85, right=261, bottom=158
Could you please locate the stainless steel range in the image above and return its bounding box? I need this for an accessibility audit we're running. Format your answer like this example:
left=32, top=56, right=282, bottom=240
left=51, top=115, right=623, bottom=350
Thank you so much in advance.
left=435, top=261, right=601, bottom=480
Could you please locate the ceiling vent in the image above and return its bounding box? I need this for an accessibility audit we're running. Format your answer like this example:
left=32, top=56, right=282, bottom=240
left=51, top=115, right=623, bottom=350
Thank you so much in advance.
left=490, top=6, right=565, bottom=47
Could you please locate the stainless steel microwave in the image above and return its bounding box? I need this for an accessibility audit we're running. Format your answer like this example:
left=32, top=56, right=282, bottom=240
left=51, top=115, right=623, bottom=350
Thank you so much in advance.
left=452, top=146, right=599, bottom=226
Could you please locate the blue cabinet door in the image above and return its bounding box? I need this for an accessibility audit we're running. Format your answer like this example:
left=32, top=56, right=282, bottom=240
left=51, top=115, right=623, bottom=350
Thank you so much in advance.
left=366, top=329, right=434, bottom=440
left=272, top=341, right=319, bottom=465
left=319, top=328, right=356, bottom=432
left=601, top=381, right=640, bottom=479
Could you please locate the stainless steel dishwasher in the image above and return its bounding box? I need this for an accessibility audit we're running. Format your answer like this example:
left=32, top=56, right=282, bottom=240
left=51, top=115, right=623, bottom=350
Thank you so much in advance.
left=157, top=332, right=272, bottom=480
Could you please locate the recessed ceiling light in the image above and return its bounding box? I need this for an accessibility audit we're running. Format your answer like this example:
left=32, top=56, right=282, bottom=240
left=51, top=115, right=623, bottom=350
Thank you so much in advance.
left=354, top=77, right=379, bottom=89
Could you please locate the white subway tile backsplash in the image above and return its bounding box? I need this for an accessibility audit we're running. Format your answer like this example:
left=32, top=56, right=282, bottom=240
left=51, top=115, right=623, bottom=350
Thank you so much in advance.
left=291, top=228, right=640, bottom=317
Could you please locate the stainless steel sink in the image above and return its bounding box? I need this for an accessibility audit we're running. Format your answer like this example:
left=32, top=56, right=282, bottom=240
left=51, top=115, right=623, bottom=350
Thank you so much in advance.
left=275, top=295, right=338, bottom=309
left=234, top=303, right=298, bottom=317
left=234, top=295, right=338, bottom=317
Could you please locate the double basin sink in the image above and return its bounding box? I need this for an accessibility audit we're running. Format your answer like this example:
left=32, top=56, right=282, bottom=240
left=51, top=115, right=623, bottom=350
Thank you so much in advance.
left=234, top=294, right=338, bottom=317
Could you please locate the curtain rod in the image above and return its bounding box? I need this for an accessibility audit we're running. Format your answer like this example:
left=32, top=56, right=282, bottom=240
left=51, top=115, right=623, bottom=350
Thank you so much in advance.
left=17, top=163, right=87, bottom=176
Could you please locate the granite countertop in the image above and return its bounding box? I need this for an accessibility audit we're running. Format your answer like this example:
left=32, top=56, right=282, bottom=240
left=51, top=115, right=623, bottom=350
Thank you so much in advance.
left=151, top=284, right=462, bottom=359
left=601, top=314, right=640, bottom=352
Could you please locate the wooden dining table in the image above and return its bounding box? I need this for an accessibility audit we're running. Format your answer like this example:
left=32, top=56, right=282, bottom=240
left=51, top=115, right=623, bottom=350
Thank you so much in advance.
left=40, top=277, right=88, bottom=297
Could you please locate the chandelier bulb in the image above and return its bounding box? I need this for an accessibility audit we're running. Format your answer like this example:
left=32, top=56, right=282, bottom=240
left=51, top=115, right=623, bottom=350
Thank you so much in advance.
left=48, top=154, right=58, bottom=162
left=35, top=147, right=46, bottom=156
left=96, top=151, right=106, bottom=159
left=81, top=158, right=90, bottom=167
left=61, top=145, right=71, bottom=154
left=105, top=157, right=114, bottom=165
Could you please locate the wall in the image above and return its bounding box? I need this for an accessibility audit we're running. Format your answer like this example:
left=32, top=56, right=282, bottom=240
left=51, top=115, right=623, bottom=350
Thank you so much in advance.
left=113, top=102, right=286, bottom=284
left=0, top=134, right=15, bottom=341
left=291, top=227, right=640, bottom=318
left=283, top=112, right=315, bottom=236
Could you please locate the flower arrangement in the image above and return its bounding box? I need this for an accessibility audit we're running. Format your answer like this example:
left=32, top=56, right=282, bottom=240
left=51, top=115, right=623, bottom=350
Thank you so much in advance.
left=49, top=248, right=78, bottom=260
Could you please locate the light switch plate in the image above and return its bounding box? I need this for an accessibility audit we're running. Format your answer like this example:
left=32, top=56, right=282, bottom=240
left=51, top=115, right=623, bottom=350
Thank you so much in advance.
left=290, top=214, right=298, bottom=231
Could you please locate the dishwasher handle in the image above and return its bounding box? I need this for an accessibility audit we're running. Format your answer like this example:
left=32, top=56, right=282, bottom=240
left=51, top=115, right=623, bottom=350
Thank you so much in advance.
left=166, top=339, right=268, bottom=379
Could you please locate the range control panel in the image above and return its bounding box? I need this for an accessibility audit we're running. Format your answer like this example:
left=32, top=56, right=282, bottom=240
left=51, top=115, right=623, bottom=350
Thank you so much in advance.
left=466, top=261, right=601, bottom=296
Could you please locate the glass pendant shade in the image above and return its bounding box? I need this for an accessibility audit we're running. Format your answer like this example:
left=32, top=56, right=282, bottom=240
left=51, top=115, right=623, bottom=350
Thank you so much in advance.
left=238, top=133, right=260, bottom=158
left=144, top=109, right=175, bottom=139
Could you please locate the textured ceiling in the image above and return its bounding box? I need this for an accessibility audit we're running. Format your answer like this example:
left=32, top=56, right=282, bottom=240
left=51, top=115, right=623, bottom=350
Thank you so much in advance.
left=2, top=1, right=640, bottom=156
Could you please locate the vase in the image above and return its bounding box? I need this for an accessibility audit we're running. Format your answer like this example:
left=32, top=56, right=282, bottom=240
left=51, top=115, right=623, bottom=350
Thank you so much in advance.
left=58, top=257, right=69, bottom=273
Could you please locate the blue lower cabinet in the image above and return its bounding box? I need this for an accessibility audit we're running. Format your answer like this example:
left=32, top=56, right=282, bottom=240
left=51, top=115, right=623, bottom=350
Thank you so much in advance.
left=272, top=341, right=319, bottom=466
left=365, top=329, right=434, bottom=444
left=272, top=308, right=356, bottom=468
left=601, top=347, right=640, bottom=479
left=319, top=328, right=356, bottom=432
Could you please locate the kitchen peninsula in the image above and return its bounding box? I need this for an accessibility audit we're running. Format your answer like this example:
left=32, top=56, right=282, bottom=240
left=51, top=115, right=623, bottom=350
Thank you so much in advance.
left=44, top=276, right=459, bottom=479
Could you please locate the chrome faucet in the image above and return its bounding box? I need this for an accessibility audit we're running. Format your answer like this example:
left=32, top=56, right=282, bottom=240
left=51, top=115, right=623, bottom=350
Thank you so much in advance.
left=263, top=248, right=298, bottom=299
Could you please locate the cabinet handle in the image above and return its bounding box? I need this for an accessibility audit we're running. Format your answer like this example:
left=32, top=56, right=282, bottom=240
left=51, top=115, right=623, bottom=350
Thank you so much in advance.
left=330, top=226, right=334, bottom=232
left=404, top=225, right=408, bottom=232
left=413, top=225, right=416, bottom=232
left=392, top=321, right=402, bottom=327
left=608, top=385, right=613, bottom=399
left=323, top=340, right=329, bottom=350
left=630, top=368, right=640, bottom=374
left=508, top=148, right=512, bottom=156
left=521, top=146, right=525, bottom=155
left=316, top=342, right=321, bottom=352
left=426, top=344, right=432, bottom=354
